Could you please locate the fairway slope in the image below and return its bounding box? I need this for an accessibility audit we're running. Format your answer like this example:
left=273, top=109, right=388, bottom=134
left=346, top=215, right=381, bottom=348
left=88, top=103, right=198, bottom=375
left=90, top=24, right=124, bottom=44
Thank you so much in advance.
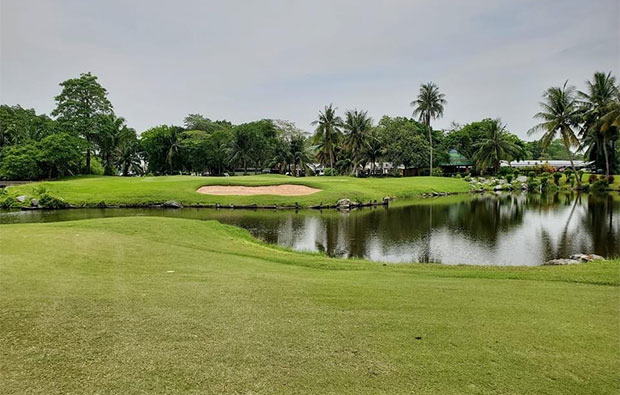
left=1, top=217, right=618, bottom=394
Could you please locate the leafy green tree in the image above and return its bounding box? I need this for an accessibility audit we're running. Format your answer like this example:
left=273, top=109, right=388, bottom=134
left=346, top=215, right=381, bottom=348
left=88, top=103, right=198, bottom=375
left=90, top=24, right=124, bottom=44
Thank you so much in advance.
left=183, top=114, right=232, bottom=133
left=205, top=130, right=232, bottom=175
left=289, top=133, right=312, bottom=177
left=411, top=82, right=446, bottom=175
left=343, top=109, right=373, bottom=175
left=529, top=81, right=582, bottom=188
left=228, top=125, right=256, bottom=174
left=312, top=105, right=343, bottom=171
left=0, top=105, right=55, bottom=149
left=116, top=135, right=143, bottom=176
left=51, top=73, right=113, bottom=173
left=0, top=143, right=41, bottom=180
left=472, top=119, right=523, bottom=174
left=140, top=125, right=184, bottom=174
left=444, top=119, right=494, bottom=160
left=37, top=133, right=83, bottom=178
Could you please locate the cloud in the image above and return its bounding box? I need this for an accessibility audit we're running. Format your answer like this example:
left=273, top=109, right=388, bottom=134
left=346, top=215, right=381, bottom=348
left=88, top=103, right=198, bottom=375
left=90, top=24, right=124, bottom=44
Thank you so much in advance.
left=1, top=0, right=618, bottom=138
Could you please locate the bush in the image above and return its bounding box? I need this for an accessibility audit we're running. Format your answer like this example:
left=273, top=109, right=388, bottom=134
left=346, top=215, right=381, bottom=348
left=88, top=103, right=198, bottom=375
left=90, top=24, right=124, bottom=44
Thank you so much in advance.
left=608, top=175, right=615, bottom=184
left=588, top=174, right=598, bottom=184
left=464, top=176, right=471, bottom=182
left=455, top=174, right=462, bottom=179
left=527, top=179, right=540, bottom=192
left=431, top=168, right=444, bottom=177
left=528, top=171, right=536, bottom=179
left=322, top=168, right=338, bottom=176
left=513, top=169, right=520, bottom=177
left=577, top=170, right=584, bottom=182
left=0, top=195, right=18, bottom=209
left=553, top=173, right=562, bottom=185
left=498, top=167, right=513, bottom=176
left=540, top=176, right=549, bottom=190
left=591, top=179, right=609, bottom=192
left=38, top=193, right=67, bottom=209
left=564, top=169, right=573, bottom=181
left=506, top=175, right=513, bottom=183
left=568, top=174, right=576, bottom=188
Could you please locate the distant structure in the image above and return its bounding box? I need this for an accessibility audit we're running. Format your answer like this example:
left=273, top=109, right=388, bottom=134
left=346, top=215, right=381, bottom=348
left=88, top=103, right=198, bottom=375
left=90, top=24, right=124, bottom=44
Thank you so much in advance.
left=500, top=160, right=593, bottom=170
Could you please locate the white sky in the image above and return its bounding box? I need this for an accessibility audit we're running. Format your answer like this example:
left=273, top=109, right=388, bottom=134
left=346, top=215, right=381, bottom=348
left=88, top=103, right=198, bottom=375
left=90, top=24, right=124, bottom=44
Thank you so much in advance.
left=1, top=0, right=618, bottom=138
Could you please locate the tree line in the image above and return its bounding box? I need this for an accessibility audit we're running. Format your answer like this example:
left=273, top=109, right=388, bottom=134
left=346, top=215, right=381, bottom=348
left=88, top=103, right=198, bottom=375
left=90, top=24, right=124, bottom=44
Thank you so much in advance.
left=0, top=71, right=618, bottom=181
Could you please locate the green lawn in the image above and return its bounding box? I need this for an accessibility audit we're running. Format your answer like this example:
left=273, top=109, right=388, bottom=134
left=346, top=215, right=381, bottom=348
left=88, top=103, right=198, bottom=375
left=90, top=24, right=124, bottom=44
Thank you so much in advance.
left=1, top=217, right=618, bottom=394
left=5, top=174, right=470, bottom=207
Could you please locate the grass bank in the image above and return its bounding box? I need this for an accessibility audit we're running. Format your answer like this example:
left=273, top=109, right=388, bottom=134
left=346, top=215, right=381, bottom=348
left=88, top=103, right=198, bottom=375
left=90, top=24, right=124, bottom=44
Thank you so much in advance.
left=4, top=174, right=470, bottom=208
left=1, top=217, right=618, bottom=394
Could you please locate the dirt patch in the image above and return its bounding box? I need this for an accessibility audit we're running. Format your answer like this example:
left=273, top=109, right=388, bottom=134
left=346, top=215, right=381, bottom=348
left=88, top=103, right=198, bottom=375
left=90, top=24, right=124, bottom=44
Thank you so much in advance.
left=196, top=184, right=321, bottom=196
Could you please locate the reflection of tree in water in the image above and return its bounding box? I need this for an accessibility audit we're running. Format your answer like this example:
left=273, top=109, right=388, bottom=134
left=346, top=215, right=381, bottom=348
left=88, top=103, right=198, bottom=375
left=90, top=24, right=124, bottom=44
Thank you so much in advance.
left=227, top=193, right=619, bottom=263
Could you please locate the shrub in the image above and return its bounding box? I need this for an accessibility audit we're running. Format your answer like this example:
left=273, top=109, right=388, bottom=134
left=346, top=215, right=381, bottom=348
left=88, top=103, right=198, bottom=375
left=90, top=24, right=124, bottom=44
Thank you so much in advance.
left=498, top=167, right=513, bottom=176
left=553, top=173, right=562, bottom=185
left=513, top=169, right=520, bottom=177
left=608, top=175, right=615, bottom=184
left=38, top=193, right=67, bottom=209
left=431, top=168, right=444, bottom=177
left=527, top=179, right=540, bottom=192
left=464, top=176, right=471, bottom=182
left=528, top=171, right=536, bottom=179
left=568, top=174, right=576, bottom=188
left=540, top=176, right=549, bottom=190
left=577, top=170, right=584, bottom=182
left=0, top=195, right=18, bottom=209
left=505, top=175, right=513, bottom=183
left=564, top=169, right=573, bottom=181
left=591, top=179, right=609, bottom=192
left=588, top=174, right=598, bottom=184
left=323, top=168, right=338, bottom=176
left=455, top=174, right=462, bottom=179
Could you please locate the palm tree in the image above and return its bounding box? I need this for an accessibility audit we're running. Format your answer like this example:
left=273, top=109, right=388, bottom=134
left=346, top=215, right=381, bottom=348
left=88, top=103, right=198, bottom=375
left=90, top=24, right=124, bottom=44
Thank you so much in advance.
left=411, top=82, right=446, bottom=176
left=116, top=138, right=143, bottom=176
left=289, top=133, right=312, bottom=177
left=363, top=130, right=383, bottom=176
left=311, top=104, right=343, bottom=172
left=166, top=126, right=184, bottom=173
left=228, top=128, right=254, bottom=174
left=528, top=81, right=582, bottom=188
left=579, top=72, right=619, bottom=177
left=343, top=109, right=373, bottom=175
left=472, top=119, right=523, bottom=174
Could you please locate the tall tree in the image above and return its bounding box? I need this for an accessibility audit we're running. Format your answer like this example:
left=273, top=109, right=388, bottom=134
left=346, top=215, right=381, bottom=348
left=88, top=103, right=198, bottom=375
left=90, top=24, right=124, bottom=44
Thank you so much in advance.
left=51, top=73, right=113, bottom=173
left=472, top=119, right=523, bottom=174
left=579, top=71, right=618, bottom=177
left=529, top=81, right=582, bottom=188
left=97, top=115, right=136, bottom=175
left=311, top=104, right=343, bottom=171
left=343, top=109, right=373, bottom=175
left=411, top=82, right=446, bottom=175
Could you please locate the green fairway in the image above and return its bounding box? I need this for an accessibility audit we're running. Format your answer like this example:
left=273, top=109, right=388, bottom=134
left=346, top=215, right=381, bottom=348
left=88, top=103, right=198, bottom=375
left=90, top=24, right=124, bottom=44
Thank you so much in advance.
left=5, top=174, right=470, bottom=207
left=1, top=217, right=618, bottom=394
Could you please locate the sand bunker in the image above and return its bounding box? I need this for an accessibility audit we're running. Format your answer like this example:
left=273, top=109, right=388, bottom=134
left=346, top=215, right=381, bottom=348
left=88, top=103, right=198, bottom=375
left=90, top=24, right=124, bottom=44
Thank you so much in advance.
left=197, top=184, right=321, bottom=196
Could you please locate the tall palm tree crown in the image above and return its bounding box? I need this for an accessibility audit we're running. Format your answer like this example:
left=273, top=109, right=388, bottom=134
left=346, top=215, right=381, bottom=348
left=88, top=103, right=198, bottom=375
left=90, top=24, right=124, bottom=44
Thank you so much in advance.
left=579, top=72, right=619, bottom=177
left=311, top=104, right=343, bottom=172
left=472, top=119, right=522, bottom=174
left=343, top=109, right=373, bottom=175
left=529, top=81, right=582, bottom=187
left=410, top=82, right=446, bottom=175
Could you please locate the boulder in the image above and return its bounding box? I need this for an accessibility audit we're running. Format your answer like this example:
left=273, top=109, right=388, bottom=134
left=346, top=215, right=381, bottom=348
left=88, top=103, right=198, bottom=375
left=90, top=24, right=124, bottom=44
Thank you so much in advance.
left=163, top=201, right=182, bottom=209
left=521, top=183, right=528, bottom=190
left=382, top=196, right=391, bottom=203
left=569, top=253, right=605, bottom=262
left=543, top=259, right=581, bottom=266
left=30, top=198, right=39, bottom=208
left=337, top=198, right=352, bottom=207
left=16, top=195, right=26, bottom=203
left=516, top=176, right=528, bottom=183
left=493, top=185, right=504, bottom=191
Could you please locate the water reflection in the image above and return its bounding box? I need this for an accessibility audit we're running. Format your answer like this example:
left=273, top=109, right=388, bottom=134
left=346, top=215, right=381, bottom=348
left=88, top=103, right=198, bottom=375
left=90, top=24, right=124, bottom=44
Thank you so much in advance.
left=1, top=192, right=618, bottom=266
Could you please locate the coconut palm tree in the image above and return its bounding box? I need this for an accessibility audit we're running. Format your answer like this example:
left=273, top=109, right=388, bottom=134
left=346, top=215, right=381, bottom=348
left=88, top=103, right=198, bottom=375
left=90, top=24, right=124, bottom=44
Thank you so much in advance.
left=579, top=72, right=619, bottom=177
left=411, top=82, right=446, bottom=176
left=472, top=119, right=523, bottom=174
left=116, top=138, right=143, bottom=176
left=343, top=109, right=373, bottom=175
left=289, top=133, right=312, bottom=177
left=364, top=129, right=383, bottom=176
left=311, top=104, right=343, bottom=172
left=528, top=81, right=582, bottom=188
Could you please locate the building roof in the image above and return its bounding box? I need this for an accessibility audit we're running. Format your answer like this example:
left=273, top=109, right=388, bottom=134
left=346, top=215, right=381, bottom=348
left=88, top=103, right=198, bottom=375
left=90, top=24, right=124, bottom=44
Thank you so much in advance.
left=439, top=149, right=473, bottom=166
left=500, top=160, right=593, bottom=168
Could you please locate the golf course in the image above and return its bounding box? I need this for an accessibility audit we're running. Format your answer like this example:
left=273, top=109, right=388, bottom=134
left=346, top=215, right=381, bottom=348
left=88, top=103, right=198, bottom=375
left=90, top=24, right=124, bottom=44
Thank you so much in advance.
left=1, top=216, right=618, bottom=394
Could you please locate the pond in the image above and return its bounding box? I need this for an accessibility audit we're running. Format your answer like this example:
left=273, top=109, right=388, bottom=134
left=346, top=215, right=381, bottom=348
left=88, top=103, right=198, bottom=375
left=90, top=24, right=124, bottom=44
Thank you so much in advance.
left=1, top=192, right=618, bottom=266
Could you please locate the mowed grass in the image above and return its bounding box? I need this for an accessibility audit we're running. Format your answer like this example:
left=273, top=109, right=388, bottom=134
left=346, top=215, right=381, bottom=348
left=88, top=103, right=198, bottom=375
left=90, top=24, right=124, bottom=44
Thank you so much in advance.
left=7, top=174, right=470, bottom=207
left=1, top=217, right=618, bottom=394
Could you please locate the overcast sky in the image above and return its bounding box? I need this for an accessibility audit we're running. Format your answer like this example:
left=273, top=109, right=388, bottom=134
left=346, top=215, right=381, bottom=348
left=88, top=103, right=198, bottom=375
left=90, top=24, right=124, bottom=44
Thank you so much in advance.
left=1, top=0, right=618, bottom=138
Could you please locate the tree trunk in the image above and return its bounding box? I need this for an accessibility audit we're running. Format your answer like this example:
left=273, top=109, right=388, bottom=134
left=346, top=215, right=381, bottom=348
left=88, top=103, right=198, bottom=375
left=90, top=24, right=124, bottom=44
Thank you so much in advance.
left=602, top=136, right=610, bottom=178
left=85, top=139, right=91, bottom=174
left=428, top=124, right=433, bottom=176
left=563, top=136, right=581, bottom=189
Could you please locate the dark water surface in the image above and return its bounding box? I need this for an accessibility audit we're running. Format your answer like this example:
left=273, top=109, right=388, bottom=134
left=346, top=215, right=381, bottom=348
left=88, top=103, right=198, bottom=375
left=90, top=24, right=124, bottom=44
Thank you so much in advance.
left=1, top=192, right=618, bottom=266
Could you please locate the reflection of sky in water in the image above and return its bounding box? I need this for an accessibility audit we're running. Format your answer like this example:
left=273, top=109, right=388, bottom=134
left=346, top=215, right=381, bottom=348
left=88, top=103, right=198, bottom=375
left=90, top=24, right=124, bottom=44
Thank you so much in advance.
left=2, top=193, right=618, bottom=266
